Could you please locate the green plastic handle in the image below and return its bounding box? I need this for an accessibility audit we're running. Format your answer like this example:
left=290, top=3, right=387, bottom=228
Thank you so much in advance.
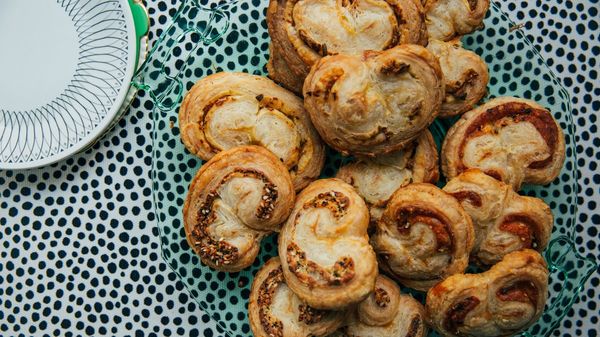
left=129, top=0, right=150, bottom=69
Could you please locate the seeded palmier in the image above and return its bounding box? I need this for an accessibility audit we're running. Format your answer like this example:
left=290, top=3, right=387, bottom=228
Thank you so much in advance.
left=336, top=130, right=439, bottom=225
left=303, top=45, right=444, bottom=156
left=183, top=146, right=295, bottom=272
left=371, top=183, right=474, bottom=291
left=443, top=169, right=553, bottom=266
left=426, top=249, right=549, bottom=337
left=427, top=39, right=489, bottom=117
left=179, top=72, right=325, bottom=191
left=249, top=257, right=345, bottom=337
left=424, top=0, right=490, bottom=41
left=330, top=275, right=428, bottom=337
left=442, top=97, right=566, bottom=190
left=267, top=0, right=428, bottom=94
left=278, top=178, right=378, bottom=310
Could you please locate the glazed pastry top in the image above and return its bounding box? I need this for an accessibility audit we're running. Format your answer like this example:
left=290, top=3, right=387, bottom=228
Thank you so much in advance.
left=303, top=45, right=444, bottom=156
left=183, top=146, right=295, bottom=272
left=371, top=183, right=474, bottom=291
left=179, top=72, right=325, bottom=191
left=278, top=178, right=378, bottom=310
left=442, top=96, right=566, bottom=190
left=426, top=249, right=549, bottom=337
left=249, top=257, right=345, bottom=337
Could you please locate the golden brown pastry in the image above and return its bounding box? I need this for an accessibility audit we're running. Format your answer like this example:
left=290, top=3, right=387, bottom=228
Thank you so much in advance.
left=268, top=44, right=306, bottom=94
left=443, top=169, right=553, bottom=266
left=371, top=183, right=474, bottom=291
left=249, top=257, right=345, bottom=337
left=178, top=72, right=325, bottom=191
left=427, top=39, right=489, bottom=117
left=330, top=275, right=428, bottom=337
left=278, top=178, right=378, bottom=310
left=426, top=249, right=549, bottom=337
left=424, top=0, right=490, bottom=41
left=335, top=130, right=439, bottom=224
left=183, top=146, right=295, bottom=272
left=267, top=0, right=428, bottom=94
left=303, top=45, right=444, bottom=156
left=442, top=97, right=566, bottom=190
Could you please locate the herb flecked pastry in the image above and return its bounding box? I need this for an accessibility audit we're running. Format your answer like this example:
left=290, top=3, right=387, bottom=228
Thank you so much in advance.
left=178, top=72, right=325, bottom=191
left=424, top=0, right=490, bottom=41
left=443, top=169, right=553, bottom=266
left=249, top=257, right=345, bottom=337
left=335, top=130, right=439, bottom=225
left=371, top=183, right=474, bottom=291
left=303, top=45, right=444, bottom=156
left=183, top=146, right=295, bottom=272
left=278, top=178, right=378, bottom=310
left=442, top=96, right=566, bottom=190
left=267, top=0, right=428, bottom=93
left=330, top=275, right=428, bottom=337
left=427, top=38, right=489, bottom=117
left=426, top=249, right=549, bottom=337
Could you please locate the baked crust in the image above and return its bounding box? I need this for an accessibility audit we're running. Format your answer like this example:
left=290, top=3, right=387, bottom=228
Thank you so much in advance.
left=424, top=0, right=490, bottom=41
left=444, top=169, right=553, bottom=266
left=441, top=96, right=566, bottom=190
left=267, top=0, right=428, bottom=94
left=278, top=178, right=378, bottom=310
left=303, top=45, right=444, bottom=156
left=183, top=146, right=295, bottom=272
left=426, top=249, right=549, bottom=337
left=335, top=130, right=439, bottom=225
left=330, top=275, right=428, bottom=337
left=427, top=39, right=489, bottom=117
left=249, top=257, right=345, bottom=337
left=179, top=72, right=325, bottom=191
left=371, top=183, right=474, bottom=291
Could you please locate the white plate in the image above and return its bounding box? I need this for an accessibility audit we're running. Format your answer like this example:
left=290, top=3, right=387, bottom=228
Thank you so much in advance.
left=0, top=0, right=142, bottom=169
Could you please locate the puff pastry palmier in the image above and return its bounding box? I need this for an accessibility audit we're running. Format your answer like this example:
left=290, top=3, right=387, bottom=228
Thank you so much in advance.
left=183, top=146, right=295, bottom=272
left=331, top=275, right=428, bottom=337
left=442, top=97, right=566, bottom=190
left=279, top=178, right=378, bottom=310
left=336, top=130, right=439, bottom=224
left=303, top=45, right=444, bottom=156
left=249, top=257, right=345, bottom=337
left=427, top=39, right=489, bottom=117
left=179, top=72, right=325, bottom=191
left=424, top=0, right=490, bottom=41
left=267, top=0, right=428, bottom=94
left=371, top=183, right=474, bottom=291
left=443, top=169, right=553, bottom=266
left=426, top=249, right=549, bottom=337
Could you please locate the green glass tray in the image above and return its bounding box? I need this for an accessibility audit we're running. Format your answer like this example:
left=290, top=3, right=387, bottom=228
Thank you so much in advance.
left=135, top=1, right=598, bottom=336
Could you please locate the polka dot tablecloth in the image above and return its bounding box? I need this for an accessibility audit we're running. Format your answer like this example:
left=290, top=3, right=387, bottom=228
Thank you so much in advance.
left=0, top=0, right=598, bottom=336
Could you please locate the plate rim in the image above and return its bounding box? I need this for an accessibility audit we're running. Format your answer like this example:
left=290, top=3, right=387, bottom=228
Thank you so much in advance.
left=0, top=0, right=139, bottom=170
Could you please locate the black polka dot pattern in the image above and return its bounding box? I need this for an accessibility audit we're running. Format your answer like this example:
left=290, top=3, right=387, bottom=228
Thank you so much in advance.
left=0, top=0, right=598, bottom=336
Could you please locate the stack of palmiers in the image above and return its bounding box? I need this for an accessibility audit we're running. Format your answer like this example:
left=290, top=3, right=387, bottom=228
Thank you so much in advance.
left=177, top=1, right=566, bottom=336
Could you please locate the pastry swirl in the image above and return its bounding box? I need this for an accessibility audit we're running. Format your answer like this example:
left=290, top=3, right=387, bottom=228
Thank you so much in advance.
left=424, top=0, right=490, bottom=41
left=249, top=257, right=345, bottom=337
left=441, top=97, right=566, bottom=190
left=427, top=39, right=489, bottom=117
left=267, top=0, right=428, bottom=94
left=179, top=72, right=325, bottom=191
left=279, top=179, right=378, bottom=310
left=443, top=169, right=553, bottom=266
left=371, top=183, right=474, bottom=291
left=426, top=249, right=549, bottom=337
left=303, top=45, right=444, bottom=156
left=183, top=146, right=295, bottom=272
left=336, top=130, right=439, bottom=224
left=330, top=275, right=428, bottom=337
